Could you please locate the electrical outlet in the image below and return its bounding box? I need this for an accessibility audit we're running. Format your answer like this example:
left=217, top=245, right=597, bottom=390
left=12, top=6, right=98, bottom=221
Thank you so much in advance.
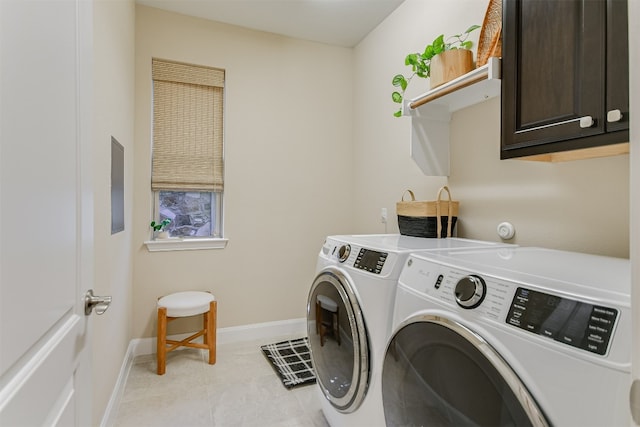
left=380, top=208, right=388, bottom=224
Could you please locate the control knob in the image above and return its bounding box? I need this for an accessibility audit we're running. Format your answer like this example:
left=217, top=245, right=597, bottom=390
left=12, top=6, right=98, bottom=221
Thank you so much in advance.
left=338, top=244, right=351, bottom=262
left=454, top=275, right=486, bottom=309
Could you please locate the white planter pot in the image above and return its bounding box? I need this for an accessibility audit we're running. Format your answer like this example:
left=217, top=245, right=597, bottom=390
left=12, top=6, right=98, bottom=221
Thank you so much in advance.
left=156, top=231, right=170, bottom=239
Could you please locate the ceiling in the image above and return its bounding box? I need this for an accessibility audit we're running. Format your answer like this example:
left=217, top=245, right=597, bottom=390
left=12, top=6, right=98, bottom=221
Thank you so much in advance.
left=136, top=0, right=406, bottom=47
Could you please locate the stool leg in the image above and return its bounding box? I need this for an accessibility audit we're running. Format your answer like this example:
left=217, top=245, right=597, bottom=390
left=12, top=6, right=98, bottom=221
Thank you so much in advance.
left=157, top=307, right=167, bottom=375
left=205, top=300, right=217, bottom=365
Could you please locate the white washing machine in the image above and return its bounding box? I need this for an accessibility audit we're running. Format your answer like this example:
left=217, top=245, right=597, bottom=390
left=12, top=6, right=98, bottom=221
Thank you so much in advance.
left=383, top=247, right=631, bottom=426
left=307, top=234, right=514, bottom=427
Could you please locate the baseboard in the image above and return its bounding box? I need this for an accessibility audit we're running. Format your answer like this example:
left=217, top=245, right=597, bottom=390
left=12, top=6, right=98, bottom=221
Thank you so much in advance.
left=100, top=340, right=137, bottom=427
left=100, top=317, right=306, bottom=426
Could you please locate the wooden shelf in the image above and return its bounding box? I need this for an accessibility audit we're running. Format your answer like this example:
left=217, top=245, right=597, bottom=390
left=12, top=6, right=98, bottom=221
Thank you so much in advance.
left=403, top=57, right=501, bottom=114
left=403, top=57, right=501, bottom=176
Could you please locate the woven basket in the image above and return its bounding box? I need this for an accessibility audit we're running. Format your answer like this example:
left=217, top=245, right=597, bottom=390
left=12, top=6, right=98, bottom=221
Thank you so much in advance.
left=477, top=0, right=502, bottom=67
left=396, top=187, right=459, bottom=238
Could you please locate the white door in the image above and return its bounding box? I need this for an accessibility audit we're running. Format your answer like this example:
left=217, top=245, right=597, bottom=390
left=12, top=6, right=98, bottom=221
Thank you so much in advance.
left=0, top=0, right=95, bottom=425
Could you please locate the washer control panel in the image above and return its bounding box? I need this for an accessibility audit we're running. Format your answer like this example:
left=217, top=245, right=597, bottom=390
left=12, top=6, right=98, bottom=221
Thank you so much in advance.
left=327, top=242, right=389, bottom=275
left=506, top=287, right=618, bottom=356
left=406, top=267, right=511, bottom=321
left=354, top=248, right=388, bottom=274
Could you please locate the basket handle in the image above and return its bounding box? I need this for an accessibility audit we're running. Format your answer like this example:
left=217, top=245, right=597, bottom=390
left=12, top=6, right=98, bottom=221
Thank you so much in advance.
left=401, top=189, right=416, bottom=202
left=436, top=186, right=453, bottom=238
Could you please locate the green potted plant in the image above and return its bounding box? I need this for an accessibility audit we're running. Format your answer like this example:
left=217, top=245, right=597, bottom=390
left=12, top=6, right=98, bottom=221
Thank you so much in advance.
left=392, top=25, right=480, bottom=117
left=150, top=218, right=171, bottom=239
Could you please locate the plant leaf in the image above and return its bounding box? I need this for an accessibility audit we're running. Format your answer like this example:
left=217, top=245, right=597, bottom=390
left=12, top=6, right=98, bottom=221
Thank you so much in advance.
left=393, top=110, right=402, bottom=117
left=423, top=45, right=435, bottom=59
left=392, top=91, right=403, bottom=103
left=465, top=24, right=481, bottom=34
left=405, top=53, right=418, bottom=66
left=392, top=74, right=407, bottom=90
left=433, top=34, right=445, bottom=53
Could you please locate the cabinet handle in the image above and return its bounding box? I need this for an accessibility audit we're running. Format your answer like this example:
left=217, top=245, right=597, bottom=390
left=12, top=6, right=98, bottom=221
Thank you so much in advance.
left=517, top=115, right=595, bottom=134
left=579, top=116, right=594, bottom=128
left=607, top=109, right=623, bottom=123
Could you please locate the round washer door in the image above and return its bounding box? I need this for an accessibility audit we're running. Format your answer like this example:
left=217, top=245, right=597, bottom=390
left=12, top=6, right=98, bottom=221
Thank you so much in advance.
left=382, top=315, right=549, bottom=427
left=307, top=269, right=370, bottom=413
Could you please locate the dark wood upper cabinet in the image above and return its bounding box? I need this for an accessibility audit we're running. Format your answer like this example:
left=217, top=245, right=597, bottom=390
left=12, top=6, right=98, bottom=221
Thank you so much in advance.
left=501, top=0, right=629, bottom=160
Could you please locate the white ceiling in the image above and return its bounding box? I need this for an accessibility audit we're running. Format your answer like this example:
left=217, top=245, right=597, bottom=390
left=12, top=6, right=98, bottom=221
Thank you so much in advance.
left=135, top=0, right=406, bottom=47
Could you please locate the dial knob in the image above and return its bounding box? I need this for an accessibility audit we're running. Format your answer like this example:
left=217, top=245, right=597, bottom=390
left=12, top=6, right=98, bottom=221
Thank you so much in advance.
left=338, top=244, right=351, bottom=262
left=454, top=275, right=486, bottom=309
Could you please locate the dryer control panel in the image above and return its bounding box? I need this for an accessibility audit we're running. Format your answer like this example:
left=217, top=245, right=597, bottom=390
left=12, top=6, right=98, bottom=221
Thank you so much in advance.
left=506, top=287, right=618, bottom=356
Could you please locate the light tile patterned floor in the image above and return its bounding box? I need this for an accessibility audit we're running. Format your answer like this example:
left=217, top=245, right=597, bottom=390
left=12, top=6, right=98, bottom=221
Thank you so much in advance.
left=114, top=335, right=329, bottom=427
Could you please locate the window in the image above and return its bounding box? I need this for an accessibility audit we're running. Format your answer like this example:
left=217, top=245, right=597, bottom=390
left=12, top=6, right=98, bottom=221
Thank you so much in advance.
left=151, top=59, right=224, bottom=240
left=156, top=191, right=221, bottom=237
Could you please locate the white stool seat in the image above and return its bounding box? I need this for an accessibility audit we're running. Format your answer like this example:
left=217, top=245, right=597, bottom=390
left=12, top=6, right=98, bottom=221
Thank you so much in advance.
left=317, top=294, right=338, bottom=312
left=158, top=291, right=215, bottom=317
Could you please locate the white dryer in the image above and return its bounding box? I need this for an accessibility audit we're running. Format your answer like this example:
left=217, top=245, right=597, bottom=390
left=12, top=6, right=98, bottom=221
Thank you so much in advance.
left=307, top=235, right=513, bottom=427
left=383, top=247, right=631, bottom=426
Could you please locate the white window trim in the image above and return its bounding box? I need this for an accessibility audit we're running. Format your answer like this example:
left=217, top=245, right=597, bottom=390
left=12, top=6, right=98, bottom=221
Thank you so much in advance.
left=144, top=237, right=228, bottom=252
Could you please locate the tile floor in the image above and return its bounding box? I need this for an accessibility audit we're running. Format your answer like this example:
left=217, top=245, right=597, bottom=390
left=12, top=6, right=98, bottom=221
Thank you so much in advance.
left=114, top=335, right=329, bottom=427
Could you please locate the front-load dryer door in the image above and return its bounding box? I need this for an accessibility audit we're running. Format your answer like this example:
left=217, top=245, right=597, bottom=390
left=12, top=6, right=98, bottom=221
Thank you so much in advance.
left=307, top=269, right=370, bottom=413
left=382, top=315, right=549, bottom=427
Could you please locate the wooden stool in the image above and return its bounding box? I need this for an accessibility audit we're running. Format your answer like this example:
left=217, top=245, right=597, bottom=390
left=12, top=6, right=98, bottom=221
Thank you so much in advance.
left=315, top=295, right=340, bottom=346
left=157, top=291, right=217, bottom=375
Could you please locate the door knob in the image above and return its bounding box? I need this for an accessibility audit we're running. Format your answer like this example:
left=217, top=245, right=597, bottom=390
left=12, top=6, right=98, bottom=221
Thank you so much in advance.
left=84, top=289, right=112, bottom=315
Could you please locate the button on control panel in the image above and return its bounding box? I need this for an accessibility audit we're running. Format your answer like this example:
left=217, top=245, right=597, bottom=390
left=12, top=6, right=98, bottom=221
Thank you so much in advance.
left=354, top=248, right=387, bottom=274
left=506, top=287, right=618, bottom=355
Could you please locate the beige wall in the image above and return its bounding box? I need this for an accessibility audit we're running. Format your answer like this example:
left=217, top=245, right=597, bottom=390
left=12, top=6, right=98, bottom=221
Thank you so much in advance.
left=133, top=6, right=354, bottom=338
left=353, top=0, right=629, bottom=258
left=92, top=0, right=136, bottom=423
left=351, top=0, right=482, bottom=235
left=449, top=98, right=629, bottom=257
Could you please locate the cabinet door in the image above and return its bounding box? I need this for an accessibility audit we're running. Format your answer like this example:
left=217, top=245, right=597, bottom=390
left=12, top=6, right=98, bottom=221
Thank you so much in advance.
left=501, top=0, right=626, bottom=159
left=606, top=0, right=629, bottom=133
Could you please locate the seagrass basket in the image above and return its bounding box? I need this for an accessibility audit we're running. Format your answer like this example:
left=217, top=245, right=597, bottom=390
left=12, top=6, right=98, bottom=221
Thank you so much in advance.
left=396, top=187, right=459, bottom=238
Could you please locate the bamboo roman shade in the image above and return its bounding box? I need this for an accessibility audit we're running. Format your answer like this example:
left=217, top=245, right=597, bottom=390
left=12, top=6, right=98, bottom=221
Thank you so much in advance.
left=151, top=59, right=224, bottom=192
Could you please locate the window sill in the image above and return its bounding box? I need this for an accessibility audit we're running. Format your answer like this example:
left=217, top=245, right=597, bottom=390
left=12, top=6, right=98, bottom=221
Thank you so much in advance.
left=144, top=237, right=228, bottom=252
